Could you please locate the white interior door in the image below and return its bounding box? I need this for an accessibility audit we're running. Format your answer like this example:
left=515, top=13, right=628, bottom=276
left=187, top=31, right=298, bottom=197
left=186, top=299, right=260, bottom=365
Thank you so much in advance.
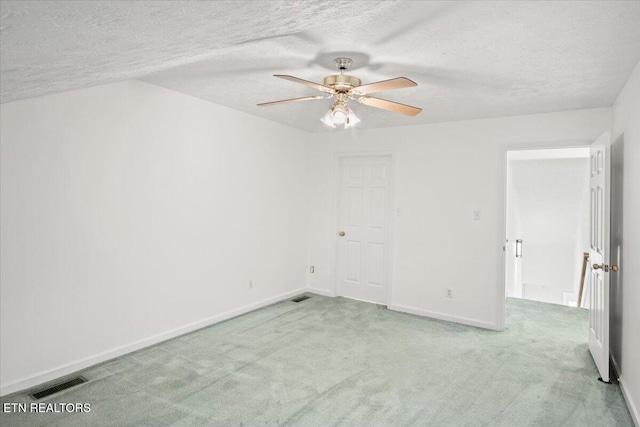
left=336, top=156, right=391, bottom=304
left=588, top=132, right=611, bottom=382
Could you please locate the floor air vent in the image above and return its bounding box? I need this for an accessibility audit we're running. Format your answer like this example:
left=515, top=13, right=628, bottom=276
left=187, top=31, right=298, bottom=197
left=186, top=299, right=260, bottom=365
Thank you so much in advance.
left=292, top=295, right=311, bottom=303
left=30, top=376, right=88, bottom=400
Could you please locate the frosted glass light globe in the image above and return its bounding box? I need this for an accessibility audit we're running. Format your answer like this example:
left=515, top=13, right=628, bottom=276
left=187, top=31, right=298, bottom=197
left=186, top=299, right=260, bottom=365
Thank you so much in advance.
left=332, top=110, right=347, bottom=125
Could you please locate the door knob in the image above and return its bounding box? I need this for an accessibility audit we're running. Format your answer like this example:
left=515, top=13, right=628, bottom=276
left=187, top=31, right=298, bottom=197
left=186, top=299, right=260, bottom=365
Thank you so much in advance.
left=611, top=265, right=619, bottom=272
left=593, top=264, right=603, bottom=270
left=339, top=231, right=346, bottom=236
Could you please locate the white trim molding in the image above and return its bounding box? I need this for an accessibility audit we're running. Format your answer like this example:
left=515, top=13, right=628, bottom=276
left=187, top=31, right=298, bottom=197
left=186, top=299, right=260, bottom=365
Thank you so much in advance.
left=612, top=355, right=639, bottom=427
left=388, top=304, right=499, bottom=331
left=306, top=287, right=335, bottom=297
left=619, top=376, right=640, bottom=427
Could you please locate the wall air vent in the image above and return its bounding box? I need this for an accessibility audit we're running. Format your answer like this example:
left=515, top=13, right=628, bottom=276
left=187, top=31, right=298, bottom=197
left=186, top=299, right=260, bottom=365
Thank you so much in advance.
left=30, top=376, right=88, bottom=400
left=291, top=295, right=311, bottom=303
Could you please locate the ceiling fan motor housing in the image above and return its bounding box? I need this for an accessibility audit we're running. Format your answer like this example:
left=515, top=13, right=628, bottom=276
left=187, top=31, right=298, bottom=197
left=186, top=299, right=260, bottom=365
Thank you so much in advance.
left=323, top=74, right=361, bottom=92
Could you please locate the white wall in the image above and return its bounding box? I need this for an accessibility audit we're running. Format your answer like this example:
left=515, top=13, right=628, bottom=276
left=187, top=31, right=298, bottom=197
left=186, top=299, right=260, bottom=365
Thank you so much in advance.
left=0, top=80, right=310, bottom=395
left=306, top=108, right=611, bottom=329
left=611, top=60, right=640, bottom=426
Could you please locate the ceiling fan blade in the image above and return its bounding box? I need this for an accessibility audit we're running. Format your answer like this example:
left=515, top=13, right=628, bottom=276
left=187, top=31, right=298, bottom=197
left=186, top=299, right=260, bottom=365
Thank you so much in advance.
left=358, top=96, right=422, bottom=116
left=274, top=75, right=334, bottom=93
left=257, top=95, right=325, bottom=107
left=353, top=77, right=417, bottom=95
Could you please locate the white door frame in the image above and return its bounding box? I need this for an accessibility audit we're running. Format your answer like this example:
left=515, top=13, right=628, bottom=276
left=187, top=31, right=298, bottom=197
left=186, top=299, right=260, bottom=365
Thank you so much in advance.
left=496, top=139, right=592, bottom=331
left=330, top=151, right=396, bottom=306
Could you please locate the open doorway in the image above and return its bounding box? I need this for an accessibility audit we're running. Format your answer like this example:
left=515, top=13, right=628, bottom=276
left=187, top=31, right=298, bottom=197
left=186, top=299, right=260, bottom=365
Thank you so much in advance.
left=504, top=147, right=591, bottom=308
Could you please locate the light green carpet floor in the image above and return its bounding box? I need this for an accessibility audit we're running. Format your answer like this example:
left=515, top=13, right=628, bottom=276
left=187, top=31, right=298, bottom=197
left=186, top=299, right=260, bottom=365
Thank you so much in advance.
left=1, top=295, right=634, bottom=426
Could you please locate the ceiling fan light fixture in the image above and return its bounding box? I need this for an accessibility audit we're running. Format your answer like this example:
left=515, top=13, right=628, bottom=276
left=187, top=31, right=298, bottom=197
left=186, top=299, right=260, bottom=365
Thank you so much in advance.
left=320, top=110, right=336, bottom=128
left=321, top=102, right=359, bottom=129
left=331, top=103, right=348, bottom=125
left=345, top=109, right=360, bottom=128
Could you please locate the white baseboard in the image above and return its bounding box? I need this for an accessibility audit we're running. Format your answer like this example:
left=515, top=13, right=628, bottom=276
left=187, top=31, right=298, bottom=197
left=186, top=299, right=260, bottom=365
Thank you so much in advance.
left=306, top=287, right=335, bottom=297
left=620, top=376, right=640, bottom=427
left=611, top=355, right=638, bottom=426
left=0, top=287, right=306, bottom=397
left=388, top=304, right=499, bottom=330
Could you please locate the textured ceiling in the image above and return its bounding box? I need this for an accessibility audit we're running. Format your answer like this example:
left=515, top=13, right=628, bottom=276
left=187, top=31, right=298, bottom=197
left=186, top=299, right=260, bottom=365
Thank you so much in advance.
left=2, top=1, right=640, bottom=132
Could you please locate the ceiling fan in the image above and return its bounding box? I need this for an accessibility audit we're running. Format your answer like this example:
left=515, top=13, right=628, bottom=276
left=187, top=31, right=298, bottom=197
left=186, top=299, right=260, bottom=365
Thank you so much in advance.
left=258, top=57, right=422, bottom=128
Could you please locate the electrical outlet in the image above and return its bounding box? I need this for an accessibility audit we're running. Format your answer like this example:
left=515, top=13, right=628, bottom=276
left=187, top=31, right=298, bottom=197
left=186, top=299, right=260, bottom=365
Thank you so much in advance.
left=446, top=288, right=453, bottom=298
left=249, top=280, right=253, bottom=289
left=310, top=266, right=315, bottom=273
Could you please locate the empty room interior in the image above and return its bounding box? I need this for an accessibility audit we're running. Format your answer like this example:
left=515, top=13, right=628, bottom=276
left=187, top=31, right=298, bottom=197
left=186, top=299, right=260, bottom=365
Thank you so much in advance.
left=1, top=1, right=639, bottom=426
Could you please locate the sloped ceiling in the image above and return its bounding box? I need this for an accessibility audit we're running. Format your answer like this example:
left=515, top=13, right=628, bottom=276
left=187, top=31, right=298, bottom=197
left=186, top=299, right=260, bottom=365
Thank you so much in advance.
left=2, top=0, right=640, bottom=132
